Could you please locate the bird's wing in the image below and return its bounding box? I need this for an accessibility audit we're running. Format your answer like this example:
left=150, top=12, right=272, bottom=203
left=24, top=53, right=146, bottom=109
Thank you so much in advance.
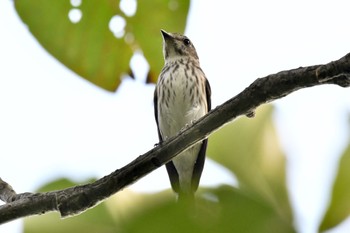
left=205, top=77, right=211, bottom=112
left=191, top=77, right=211, bottom=192
left=153, top=88, right=162, bottom=142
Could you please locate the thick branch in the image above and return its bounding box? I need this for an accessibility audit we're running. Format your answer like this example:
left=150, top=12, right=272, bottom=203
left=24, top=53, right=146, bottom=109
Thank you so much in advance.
left=1, top=53, right=350, bottom=224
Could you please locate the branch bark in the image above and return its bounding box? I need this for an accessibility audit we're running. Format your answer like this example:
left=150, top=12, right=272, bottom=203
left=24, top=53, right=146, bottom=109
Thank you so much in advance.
left=1, top=52, right=350, bottom=224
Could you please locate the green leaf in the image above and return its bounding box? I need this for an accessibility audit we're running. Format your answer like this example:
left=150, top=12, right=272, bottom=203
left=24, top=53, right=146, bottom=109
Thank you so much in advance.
left=15, top=0, right=190, bottom=91
left=24, top=177, right=296, bottom=233
left=211, top=186, right=296, bottom=233
left=129, top=0, right=190, bottom=84
left=123, top=186, right=296, bottom=233
left=319, top=138, right=350, bottom=231
left=207, top=105, right=293, bottom=223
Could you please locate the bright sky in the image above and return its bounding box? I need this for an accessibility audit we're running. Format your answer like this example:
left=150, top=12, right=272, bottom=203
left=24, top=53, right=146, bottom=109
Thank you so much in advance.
left=1, top=0, right=350, bottom=233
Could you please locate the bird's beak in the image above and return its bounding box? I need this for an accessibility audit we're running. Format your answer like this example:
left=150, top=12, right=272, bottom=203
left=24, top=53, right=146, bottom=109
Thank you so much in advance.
left=161, top=29, right=171, bottom=40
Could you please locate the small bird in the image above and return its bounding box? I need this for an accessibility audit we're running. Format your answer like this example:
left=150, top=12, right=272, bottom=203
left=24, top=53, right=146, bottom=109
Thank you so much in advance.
left=154, top=30, right=211, bottom=200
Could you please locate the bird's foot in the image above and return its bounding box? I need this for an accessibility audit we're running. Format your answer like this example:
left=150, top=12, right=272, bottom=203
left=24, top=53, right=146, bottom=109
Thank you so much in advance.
left=246, top=110, right=256, bottom=118
left=154, top=136, right=168, bottom=147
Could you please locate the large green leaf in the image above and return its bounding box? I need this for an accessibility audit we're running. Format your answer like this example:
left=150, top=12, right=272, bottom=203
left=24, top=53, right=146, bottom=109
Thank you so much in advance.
left=319, top=137, right=350, bottom=232
left=207, top=105, right=293, bottom=223
left=129, top=0, right=190, bottom=84
left=15, top=0, right=190, bottom=91
left=24, top=177, right=297, bottom=233
left=123, top=186, right=296, bottom=233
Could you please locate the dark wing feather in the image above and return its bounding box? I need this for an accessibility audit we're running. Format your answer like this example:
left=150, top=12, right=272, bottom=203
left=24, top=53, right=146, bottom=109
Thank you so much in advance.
left=165, top=161, right=180, bottom=193
left=191, top=139, right=207, bottom=192
left=191, top=77, right=211, bottom=192
left=205, top=78, right=211, bottom=111
left=153, top=89, right=162, bottom=141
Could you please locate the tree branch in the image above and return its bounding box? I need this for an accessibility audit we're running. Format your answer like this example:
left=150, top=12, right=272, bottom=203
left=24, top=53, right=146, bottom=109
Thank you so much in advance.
left=1, top=52, right=350, bottom=224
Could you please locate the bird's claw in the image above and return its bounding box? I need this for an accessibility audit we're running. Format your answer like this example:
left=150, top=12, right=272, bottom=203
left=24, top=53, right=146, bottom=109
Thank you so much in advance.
left=246, top=110, right=255, bottom=118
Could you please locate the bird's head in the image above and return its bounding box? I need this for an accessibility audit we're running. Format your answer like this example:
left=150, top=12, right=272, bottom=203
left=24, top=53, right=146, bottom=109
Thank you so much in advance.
left=161, top=30, right=199, bottom=62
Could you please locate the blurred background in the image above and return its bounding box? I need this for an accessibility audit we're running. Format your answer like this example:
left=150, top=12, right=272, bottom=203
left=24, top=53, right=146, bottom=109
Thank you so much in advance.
left=1, top=0, right=350, bottom=233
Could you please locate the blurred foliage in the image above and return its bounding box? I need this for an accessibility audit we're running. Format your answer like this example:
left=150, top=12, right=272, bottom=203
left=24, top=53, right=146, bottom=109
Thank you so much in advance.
left=122, top=185, right=295, bottom=233
left=319, top=135, right=350, bottom=232
left=15, top=0, right=189, bottom=91
left=24, top=180, right=296, bottom=233
left=207, top=105, right=292, bottom=223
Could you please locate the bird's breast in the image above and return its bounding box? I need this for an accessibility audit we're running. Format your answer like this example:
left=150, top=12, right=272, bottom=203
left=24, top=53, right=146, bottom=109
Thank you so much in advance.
left=157, top=62, right=206, bottom=138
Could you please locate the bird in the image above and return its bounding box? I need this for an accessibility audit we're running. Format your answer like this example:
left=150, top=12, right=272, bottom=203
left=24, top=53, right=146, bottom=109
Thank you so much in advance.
left=154, top=30, right=211, bottom=201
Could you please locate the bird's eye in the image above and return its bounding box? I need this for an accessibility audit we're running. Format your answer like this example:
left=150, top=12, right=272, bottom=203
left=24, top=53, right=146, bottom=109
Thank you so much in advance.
left=183, top=38, right=191, bottom=46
